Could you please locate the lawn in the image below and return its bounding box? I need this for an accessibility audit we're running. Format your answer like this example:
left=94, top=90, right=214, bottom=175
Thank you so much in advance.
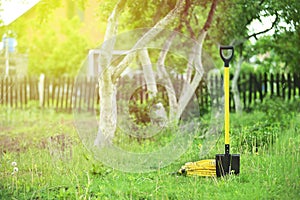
left=0, top=100, right=299, bottom=199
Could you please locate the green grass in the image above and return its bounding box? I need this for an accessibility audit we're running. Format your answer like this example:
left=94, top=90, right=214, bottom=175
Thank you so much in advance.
left=0, top=104, right=299, bottom=199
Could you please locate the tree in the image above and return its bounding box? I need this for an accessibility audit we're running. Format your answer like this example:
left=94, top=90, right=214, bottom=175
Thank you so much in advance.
left=209, top=0, right=300, bottom=113
left=93, top=0, right=219, bottom=146
left=0, top=0, right=92, bottom=77
left=27, top=17, right=90, bottom=77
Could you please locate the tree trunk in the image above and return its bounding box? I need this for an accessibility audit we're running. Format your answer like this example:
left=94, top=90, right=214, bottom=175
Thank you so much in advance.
left=95, top=0, right=184, bottom=145
left=94, top=0, right=219, bottom=145
left=138, top=49, right=158, bottom=97
left=94, top=0, right=126, bottom=146
left=156, top=32, right=178, bottom=119
left=176, top=31, right=207, bottom=120
left=94, top=70, right=117, bottom=147
left=175, top=0, right=218, bottom=120
left=138, top=48, right=169, bottom=124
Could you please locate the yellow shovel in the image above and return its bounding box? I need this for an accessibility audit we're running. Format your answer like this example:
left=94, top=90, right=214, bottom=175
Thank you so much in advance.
left=178, top=46, right=240, bottom=177
left=215, top=46, right=240, bottom=177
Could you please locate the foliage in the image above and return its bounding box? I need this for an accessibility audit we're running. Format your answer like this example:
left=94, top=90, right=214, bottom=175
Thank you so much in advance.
left=232, top=117, right=281, bottom=153
left=239, top=62, right=255, bottom=74
left=27, top=17, right=90, bottom=77
left=253, top=32, right=300, bottom=73
left=0, top=0, right=92, bottom=77
left=231, top=97, right=300, bottom=153
left=210, top=0, right=300, bottom=72
left=254, top=96, right=299, bottom=120
left=128, top=84, right=169, bottom=125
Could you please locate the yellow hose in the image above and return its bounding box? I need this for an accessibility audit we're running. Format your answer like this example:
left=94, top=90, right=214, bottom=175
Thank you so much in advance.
left=178, top=159, right=216, bottom=176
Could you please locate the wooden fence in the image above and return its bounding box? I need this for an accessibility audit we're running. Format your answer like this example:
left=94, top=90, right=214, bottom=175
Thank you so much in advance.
left=0, top=73, right=299, bottom=112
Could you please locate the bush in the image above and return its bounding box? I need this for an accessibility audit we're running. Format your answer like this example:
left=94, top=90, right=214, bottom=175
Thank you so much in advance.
left=231, top=98, right=299, bottom=153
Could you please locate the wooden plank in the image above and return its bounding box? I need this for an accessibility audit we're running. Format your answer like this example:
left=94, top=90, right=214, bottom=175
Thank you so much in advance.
left=14, top=77, right=18, bottom=108
left=281, top=74, right=286, bottom=100
left=295, top=73, right=300, bottom=97
left=73, top=78, right=78, bottom=111
left=264, top=73, right=268, bottom=97
left=60, top=77, right=65, bottom=110
left=96, top=79, right=100, bottom=106
left=19, top=77, right=23, bottom=108
left=241, top=74, right=247, bottom=110
left=65, top=77, right=70, bottom=111
left=82, top=77, right=87, bottom=111
left=204, top=81, right=209, bottom=108
left=10, top=77, right=13, bottom=107
left=68, top=77, right=74, bottom=113
left=248, top=73, right=252, bottom=106
left=90, top=77, right=96, bottom=112
left=24, top=77, right=28, bottom=107
left=46, top=76, right=50, bottom=108
left=139, top=75, right=144, bottom=104
left=287, top=73, right=292, bottom=100
left=293, top=73, right=298, bottom=98
left=42, top=76, right=46, bottom=108
left=214, top=75, right=219, bottom=107
left=237, top=74, right=242, bottom=109
left=86, top=77, right=91, bottom=111
left=56, top=78, right=61, bottom=111
left=78, top=78, right=83, bottom=112
left=201, top=79, right=205, bottom=108
left=29, top=76, right=33, bottom=100
left=258, top=73, right=263, bottom=102
left=270, top=74, right=274, bottom=97
left=5, top=77, right=8, bottom=105
left=253, top=74, right=257, bottom=101
left=276, top=73, right=280, bottom=97
left=51, top=79, right=56, bottom=107
left=0, top=77, right=3, bottom=105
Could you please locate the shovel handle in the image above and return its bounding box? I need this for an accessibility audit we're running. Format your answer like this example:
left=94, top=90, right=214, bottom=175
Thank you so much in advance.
left=220, top=46, right=234, bottom=155
left=220, top=46, right=234, bottom=67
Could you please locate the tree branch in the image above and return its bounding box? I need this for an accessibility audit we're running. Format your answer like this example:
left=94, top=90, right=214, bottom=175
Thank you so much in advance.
left=156, top=31, right=179, bottom=117
left=111, top=0, right=185, bottom=82
left=176, top=0, right=219, bottom=120
left=181, top=0, right=195, bottom=39
left=138, top=48, right=158, bottom=97
left=99, top=0, right=127, bottom=70
left=202, top=0, right=218, bottom=31
left=246, top=11, right=279, bottom=40
left=245, top=0, right=266, bottom=25
left=233, top=11, right=279, bottom=46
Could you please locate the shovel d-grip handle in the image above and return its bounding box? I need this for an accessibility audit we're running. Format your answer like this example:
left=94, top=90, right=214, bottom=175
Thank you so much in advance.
left=220, top=46, right=234, bottom=67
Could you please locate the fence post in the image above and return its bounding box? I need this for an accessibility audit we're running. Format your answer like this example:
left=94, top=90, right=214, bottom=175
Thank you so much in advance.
left=276, top=73, right=280, bottom=97
left=270, top=73, right=274, bottom=97
left=0, top=77, right=3, bottom=105
left=38, top=74, right=45, bottom=108
left=10, top=77, right=13, bottom=108
left=56, top=77, right=61, bottom=111
left=258, top=73, right=263, bottom=102
left=24, top=77, right=28, bottom=108
left=264, top=73, right=268, bottom=97
left=287, top=73, right=291, bottom=100
left=248, top=73, right=252, bottom=106
left=293, top=73, right=299, bottom=98
left=281, top=74, right=285, bottom=100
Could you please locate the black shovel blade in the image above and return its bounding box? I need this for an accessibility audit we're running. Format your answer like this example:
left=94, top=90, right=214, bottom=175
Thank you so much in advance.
left=216, top=154, right=240, bottom=177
